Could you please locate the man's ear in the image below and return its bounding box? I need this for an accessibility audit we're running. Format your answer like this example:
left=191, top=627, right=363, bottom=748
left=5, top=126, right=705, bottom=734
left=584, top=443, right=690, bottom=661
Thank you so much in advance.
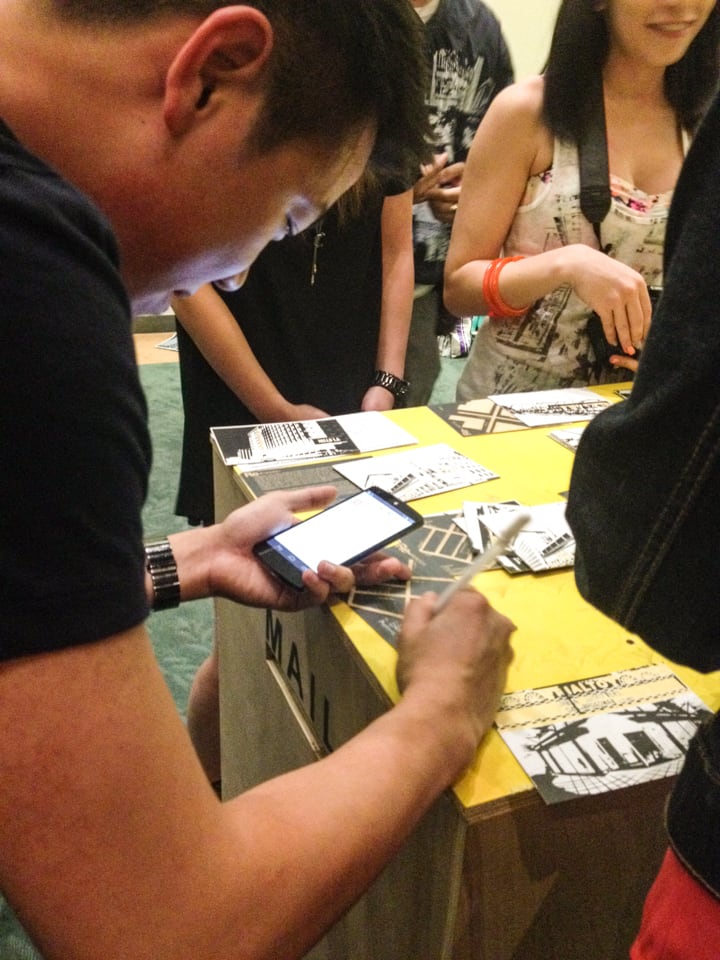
left=163, top=6, right=273, bottom=136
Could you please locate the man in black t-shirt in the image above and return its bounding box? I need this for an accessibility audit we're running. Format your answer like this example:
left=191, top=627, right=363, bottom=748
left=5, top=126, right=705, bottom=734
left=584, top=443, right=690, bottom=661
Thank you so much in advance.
left=0, top=2, right=516, bottom=958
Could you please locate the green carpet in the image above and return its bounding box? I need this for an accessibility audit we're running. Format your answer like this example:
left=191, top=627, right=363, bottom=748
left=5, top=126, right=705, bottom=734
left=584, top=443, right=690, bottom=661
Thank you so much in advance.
left=140, top=362, right=214, bottom=719
left=0, top=352, right=466, bottom=958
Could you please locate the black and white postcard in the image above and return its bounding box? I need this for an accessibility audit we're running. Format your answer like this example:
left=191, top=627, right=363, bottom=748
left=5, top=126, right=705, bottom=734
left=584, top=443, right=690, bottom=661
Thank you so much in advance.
left=465, top=501, right=575, bottom=573
left=429, top=398, right=527, bottom=437
left=549, top=426, right=586, bottom=453
left=489, top=388, right=612, bottom=427
left=210, top=411, right=416, bottom=467
left=332, top=442, right=498, bottom=501
left=346, top=511, right=475, bottom=649
left=455, top=499, right=522, bottom=553
left=495, top=664, right=712, bottom=805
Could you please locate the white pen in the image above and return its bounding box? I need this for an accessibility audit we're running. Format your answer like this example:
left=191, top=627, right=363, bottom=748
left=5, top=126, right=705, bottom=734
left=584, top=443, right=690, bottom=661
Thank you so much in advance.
left=432, top=510, right=531, bottom=614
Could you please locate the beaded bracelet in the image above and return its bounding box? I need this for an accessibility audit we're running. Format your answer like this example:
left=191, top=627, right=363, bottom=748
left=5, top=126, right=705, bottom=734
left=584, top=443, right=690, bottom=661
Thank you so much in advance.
left=482, top=255, right=529, bottom=318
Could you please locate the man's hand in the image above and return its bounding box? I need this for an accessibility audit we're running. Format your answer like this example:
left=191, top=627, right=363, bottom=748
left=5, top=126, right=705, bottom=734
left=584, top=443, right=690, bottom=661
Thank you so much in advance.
left=425, top=161, right=464, bottom=224
left=414, top=153, right=464, bottom=224
left=395, top=590, right=516, bottom=776
left=413, top=152, right=449, bottom=204
left=171, top=487, right=411, bottom=611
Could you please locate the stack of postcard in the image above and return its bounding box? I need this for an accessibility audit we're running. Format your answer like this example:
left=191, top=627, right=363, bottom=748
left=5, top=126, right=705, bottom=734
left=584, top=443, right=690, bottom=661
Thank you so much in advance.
left=458, top=500, right=575, bottom=573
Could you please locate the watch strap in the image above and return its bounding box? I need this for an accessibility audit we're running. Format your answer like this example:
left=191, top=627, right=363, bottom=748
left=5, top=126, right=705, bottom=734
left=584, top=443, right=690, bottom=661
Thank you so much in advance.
left=144, top=537, right=181, bottom=611
left=372, top=369, right=410, bottom=398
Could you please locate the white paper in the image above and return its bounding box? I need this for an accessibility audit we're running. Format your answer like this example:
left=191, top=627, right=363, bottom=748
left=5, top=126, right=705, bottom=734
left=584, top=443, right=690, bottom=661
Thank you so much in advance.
left=549, top=426, right=586, bottom=452
left=488, top=388, right=611, bottom=427
left=336, top=412, right=417, bottom=451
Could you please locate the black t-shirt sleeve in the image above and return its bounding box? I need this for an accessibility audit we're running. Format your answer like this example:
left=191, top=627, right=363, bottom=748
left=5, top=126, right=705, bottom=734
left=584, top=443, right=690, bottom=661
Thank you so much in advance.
left=0, top=139, right=151, bottom=659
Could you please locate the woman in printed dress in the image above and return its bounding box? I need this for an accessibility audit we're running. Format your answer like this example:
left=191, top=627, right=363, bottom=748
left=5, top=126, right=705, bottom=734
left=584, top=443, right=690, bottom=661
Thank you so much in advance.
left=444, top=0, right=720, bottom=401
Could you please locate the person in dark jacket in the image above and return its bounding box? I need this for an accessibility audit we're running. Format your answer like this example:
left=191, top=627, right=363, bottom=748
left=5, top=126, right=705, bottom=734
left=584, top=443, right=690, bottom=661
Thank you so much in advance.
left=405, top=0, right=514, bottom=405
left=567, top=83, right=720, bottom=959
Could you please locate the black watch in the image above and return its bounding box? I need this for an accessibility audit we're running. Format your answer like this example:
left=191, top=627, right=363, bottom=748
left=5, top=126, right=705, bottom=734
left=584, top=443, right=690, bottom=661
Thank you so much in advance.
left=144, top=537, right=181, bottom=611
left=372, top=369, right=410, bottom=398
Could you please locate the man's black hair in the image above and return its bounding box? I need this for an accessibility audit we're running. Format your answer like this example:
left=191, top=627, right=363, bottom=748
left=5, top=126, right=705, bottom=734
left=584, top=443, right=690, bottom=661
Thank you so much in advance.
left=56, top=0, right=433, bottom=184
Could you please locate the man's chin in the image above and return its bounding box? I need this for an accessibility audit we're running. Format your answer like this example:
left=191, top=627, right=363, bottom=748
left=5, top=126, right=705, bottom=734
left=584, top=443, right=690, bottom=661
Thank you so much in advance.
left=131, top=292, right=173, bottom=317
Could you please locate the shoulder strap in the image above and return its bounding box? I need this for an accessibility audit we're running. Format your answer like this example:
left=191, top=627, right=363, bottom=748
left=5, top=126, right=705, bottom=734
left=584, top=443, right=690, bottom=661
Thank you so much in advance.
left=578, top=73, right=611, bottom=248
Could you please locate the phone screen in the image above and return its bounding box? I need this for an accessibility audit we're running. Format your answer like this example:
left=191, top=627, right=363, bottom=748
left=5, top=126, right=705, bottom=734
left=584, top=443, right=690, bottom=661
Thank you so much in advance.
left=254, top=487, right=422, bottom=588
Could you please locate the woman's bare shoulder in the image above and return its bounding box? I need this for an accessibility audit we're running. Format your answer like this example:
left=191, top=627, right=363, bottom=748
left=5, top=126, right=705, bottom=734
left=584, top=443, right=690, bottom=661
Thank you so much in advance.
left=487, top=75, right=545, bottom=125
left=476, top=76, right=551, bottom=171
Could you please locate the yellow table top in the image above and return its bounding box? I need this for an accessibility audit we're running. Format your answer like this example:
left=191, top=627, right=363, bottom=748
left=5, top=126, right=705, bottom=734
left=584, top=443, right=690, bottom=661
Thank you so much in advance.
left=317, top=386, right=720, bottom=810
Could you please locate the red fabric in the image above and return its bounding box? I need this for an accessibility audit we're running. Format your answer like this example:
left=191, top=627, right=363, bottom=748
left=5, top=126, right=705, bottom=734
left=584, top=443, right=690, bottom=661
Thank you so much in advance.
left=631, top=848, right=720, bottom=960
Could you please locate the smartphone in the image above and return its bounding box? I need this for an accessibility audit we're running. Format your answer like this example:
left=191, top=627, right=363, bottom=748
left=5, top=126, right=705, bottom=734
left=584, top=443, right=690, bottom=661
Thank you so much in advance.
left=253, top=486, right=423, bottom=590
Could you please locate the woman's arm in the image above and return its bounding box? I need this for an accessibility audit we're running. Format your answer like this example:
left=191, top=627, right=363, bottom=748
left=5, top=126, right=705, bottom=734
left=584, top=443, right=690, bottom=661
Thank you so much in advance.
left=361, top=188, right=415, bottom=411
left=172, top=286, right=328, bottom=422
left=443, top=78, right=548, bottom=312
left=443, top=78, right=650, bottom=354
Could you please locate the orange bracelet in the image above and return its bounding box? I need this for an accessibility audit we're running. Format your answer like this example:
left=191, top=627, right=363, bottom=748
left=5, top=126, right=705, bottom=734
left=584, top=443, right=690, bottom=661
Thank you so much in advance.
left=482, top=255, right=528, bottom=318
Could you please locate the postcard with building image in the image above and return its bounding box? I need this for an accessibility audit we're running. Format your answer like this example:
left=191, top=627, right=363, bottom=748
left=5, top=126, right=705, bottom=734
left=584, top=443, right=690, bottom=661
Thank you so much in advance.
left=210, top=411, right=416, bottom=467
left=488, top=387, right=612, bottom=427
left=470, top=500, right=575, bottom=573
left=333, top=443, right=498, bottom=502
left=495, top=664, right=712, bottom=805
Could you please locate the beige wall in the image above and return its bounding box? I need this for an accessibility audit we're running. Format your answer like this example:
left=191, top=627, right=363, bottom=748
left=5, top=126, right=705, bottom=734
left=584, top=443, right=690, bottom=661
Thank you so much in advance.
left=483, top=0, right=562, bottom=78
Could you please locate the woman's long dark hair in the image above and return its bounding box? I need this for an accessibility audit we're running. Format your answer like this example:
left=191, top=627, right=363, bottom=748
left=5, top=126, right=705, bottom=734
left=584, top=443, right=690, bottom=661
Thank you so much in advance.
left=543, top=0, right=720, bottom=142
